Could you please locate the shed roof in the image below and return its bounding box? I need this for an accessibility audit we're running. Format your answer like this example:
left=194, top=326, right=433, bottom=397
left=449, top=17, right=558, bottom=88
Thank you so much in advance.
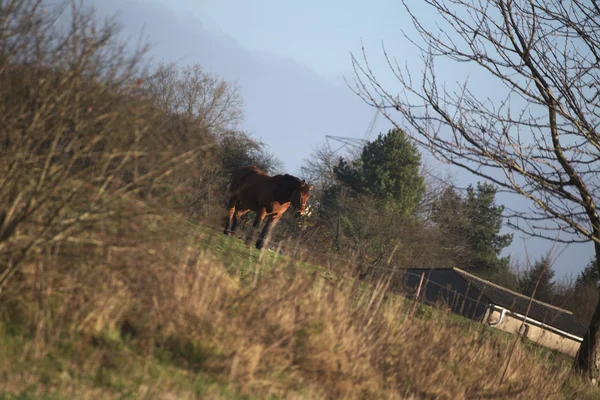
left=404, top=267, right=588, bottom=338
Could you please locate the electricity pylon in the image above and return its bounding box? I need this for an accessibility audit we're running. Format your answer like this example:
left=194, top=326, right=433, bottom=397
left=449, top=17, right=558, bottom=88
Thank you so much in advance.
left=325, top=108, right=380, bottom=155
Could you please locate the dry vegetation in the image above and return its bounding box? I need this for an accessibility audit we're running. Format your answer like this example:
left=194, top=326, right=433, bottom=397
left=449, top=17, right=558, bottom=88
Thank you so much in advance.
left=1, top=1, right=600, bottom=399
left=2, top=216, right=595, bottom=399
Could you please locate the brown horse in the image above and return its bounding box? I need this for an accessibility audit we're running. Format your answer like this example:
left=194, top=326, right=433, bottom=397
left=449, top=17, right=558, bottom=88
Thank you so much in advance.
left=223, top=165, right=313, bottom=250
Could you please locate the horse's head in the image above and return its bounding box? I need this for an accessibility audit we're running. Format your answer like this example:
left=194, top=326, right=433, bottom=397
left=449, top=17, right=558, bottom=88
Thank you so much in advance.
left=291, top=180, right=313, bottom=218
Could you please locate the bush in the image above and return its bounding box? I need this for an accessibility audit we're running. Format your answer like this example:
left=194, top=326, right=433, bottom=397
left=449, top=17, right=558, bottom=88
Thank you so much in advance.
left=0, top=1, right=199, bottom=292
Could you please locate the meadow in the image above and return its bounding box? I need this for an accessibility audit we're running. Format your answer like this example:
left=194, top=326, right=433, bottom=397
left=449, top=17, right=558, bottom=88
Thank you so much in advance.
left=1, top=213, right=597, bottom=400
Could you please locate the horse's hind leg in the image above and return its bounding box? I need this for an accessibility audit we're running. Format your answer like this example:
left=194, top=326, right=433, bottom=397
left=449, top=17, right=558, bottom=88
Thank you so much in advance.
left=223, top=197, right=238, bottom=235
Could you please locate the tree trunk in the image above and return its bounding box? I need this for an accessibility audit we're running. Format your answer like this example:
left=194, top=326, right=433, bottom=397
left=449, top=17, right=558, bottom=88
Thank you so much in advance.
left=575, top=240, right=600, bottom=382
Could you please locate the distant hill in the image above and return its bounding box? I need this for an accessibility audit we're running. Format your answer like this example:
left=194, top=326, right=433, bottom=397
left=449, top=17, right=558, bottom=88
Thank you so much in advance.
left=78, top=0, right=390, bottom=172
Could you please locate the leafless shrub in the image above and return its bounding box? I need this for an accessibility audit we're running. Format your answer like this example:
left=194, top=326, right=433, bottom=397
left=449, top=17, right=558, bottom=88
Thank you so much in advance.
left=137, top=61, right=280, bottom=223
left=144, top=61, right=244, bottom=134
left=0, top=0, right=199, bottom=292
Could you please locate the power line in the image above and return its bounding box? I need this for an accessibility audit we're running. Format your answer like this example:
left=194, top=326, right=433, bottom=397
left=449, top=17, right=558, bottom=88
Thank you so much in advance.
left=325, top=108, right=380, bottom=155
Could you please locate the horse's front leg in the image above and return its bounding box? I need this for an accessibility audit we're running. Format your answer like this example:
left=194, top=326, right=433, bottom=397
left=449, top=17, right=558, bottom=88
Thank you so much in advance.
left=223, top=197, right=238, bottom=235
left=230, top=206, right=249, bottom=235
left=245, top=208, right=266, bottom=246
left=256, top=213, right=283, bottom=250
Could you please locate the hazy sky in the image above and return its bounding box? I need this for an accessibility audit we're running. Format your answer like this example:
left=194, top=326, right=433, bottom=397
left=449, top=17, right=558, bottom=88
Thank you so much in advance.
left=78, top=0, right=594, bottom=280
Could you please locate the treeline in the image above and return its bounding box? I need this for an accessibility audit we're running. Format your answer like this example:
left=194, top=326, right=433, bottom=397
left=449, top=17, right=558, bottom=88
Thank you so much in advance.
left=292, top=129, right=595, bottom=325
left=295, top=128, right=513, bottom=282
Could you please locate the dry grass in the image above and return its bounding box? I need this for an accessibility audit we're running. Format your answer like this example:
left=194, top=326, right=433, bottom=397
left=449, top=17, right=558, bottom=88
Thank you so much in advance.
left=2, top=213, right=596, bottom=399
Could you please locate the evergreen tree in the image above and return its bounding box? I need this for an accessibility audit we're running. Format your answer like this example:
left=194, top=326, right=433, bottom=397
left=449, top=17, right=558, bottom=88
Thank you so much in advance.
left=519, top=253, right=556, bottom=304
left=576, top=257, right=600, bottom=288
left=431, top=186, right=468, bottom=236
left=333, top=128, right=425, bottom=214
left=464, top=182, right=513, bottom=273
left=431, top=182, right=513, bottom=277
left=567, top=257, right=600, bottom=326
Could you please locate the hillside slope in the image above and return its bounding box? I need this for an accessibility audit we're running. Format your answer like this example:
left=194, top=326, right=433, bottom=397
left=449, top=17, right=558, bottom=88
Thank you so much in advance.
left=1, top=217, right=597, bottom=400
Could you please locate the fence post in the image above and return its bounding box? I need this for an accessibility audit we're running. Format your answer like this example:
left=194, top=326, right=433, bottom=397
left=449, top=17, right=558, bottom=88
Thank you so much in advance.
left=410, top=272, right=425, bottom=321
left=460, top=282, right=470, bottom=316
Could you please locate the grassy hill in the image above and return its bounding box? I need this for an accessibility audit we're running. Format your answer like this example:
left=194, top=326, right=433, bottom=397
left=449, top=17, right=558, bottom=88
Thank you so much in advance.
left=1, top=216, right=597, bottom=400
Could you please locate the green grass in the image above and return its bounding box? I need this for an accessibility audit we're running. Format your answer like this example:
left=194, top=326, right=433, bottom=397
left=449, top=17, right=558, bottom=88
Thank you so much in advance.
left=184, top=220, right=328, bottom=279
left=0, top=322, right=255, bottom=400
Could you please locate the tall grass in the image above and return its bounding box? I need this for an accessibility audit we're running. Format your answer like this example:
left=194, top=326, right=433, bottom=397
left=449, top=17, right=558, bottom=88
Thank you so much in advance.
left=3, top=213, right=594, bottom=399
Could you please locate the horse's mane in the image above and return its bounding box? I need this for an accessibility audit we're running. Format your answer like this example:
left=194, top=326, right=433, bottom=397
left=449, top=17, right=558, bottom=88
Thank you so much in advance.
left=273, top=174, right=301, bottom=202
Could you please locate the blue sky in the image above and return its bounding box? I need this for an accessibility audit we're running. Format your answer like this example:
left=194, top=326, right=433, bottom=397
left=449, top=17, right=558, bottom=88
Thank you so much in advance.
left=167, top=0, right=402, bottom=77
left=165, top=0, right=481, bottom=94
left=80, top=0, right=595, bottom=280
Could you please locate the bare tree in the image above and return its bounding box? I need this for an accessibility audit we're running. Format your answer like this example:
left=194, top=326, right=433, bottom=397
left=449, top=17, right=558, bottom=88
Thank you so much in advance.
left=300, top=144, right=339, bottom=198
left=349, top=0, right=600, bottom=380
left=144, top=62, right=244, bottom=133
left=413, top=158, right=458, bottom=223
